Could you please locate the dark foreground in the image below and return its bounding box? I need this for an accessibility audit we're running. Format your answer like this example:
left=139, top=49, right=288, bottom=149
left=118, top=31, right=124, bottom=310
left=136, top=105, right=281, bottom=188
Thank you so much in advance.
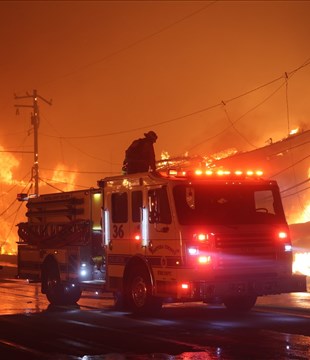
left=0, top=257, right=309, bottom=359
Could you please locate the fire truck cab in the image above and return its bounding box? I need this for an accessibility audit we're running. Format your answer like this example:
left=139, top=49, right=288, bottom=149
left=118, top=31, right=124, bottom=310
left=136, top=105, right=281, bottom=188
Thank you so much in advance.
left=17, top=169, right=307, bottom=314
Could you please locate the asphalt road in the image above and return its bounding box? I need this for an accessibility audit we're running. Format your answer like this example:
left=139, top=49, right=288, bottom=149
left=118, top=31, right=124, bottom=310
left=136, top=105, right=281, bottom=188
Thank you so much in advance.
left=0, top=258, right=309, bottom=359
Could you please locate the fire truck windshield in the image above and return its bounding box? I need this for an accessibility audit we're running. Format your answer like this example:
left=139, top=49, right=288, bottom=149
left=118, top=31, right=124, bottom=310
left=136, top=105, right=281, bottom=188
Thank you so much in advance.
left=173, top=183, right=286, bottom=225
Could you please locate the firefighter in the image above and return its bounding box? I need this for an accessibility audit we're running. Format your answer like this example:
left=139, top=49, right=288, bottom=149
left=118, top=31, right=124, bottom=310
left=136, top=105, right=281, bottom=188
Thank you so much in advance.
left=122, top=130, right=158, bottom=174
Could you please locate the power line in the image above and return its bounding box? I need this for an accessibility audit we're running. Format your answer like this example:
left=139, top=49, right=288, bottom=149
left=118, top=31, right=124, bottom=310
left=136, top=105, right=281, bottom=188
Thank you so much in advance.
left=42, top=1, right=217, bottom=86
left=281, top=186, right=310, bottom=199
left=0, top=150, right=33, bottom=154
left=0, top=177, right=32, bottom=217
left=39, top=176, right=92, bottom=190
left=40, top=59, right=310, bottom=142
left=269, top=154, right=310, bottom=178
left=0, top=171, right=31, bottom=197
left=281, top=178, right=310, bottom=194
left=41, top=168, right=119, bottom=175
left=188, top=79, right=288, bottom=152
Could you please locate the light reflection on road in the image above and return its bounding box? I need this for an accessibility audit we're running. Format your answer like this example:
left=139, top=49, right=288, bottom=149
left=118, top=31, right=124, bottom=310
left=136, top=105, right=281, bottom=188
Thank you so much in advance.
left=0, top=272, right=309, bottom=359
left=0, top=278, right=309, bottom=317
left=0, top=261, right=309, bottom=315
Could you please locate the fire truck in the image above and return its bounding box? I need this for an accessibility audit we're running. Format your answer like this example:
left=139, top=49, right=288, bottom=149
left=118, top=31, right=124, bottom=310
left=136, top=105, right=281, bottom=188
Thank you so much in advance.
left=17, top=168, right=307, bottom=314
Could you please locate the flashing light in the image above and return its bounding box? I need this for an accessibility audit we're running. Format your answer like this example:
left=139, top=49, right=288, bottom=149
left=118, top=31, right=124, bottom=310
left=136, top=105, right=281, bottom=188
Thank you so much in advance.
left=181, top=283, right=189, bottom=290
left=188, top=247, right=199, bottom=255
left=141, top=207, right=149, bottom=246
left=164, top=168, right=264, bottom=179
left=80, top=269, right=87, bottom=277
left=168, top=169, right=178, bottom=176
left=134, top=234, right=141, bottom=241
left=92, top=226, right=102, bottom=231
left=285, top=244, right=292, bottom=252
left=93, top=193, right=101, bottom=201
left=197, top=233, right=207, bottom=241
left=17, top=193, right=28, bottom=201
left=193, top=232, right=215, bottom=242
left=80, top=263, right=89, bottom=277
left=104, top=209, right=110, bottom=246
left=217, top=170, right=231, bottom=176
left=277, top=231, right=292, bottom=252
left=198, top=255, right=211, bottom=264
left=278, top=231, right=288, bottom=239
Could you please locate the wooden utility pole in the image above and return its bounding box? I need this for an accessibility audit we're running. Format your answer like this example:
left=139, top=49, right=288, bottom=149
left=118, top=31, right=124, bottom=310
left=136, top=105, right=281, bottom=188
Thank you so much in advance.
left=14, top=90, right=52, bottom=196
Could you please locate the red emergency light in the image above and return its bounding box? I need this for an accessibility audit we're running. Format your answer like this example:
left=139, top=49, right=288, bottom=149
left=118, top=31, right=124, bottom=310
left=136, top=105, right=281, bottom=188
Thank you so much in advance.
left=165, top=168, right=264, bottom=179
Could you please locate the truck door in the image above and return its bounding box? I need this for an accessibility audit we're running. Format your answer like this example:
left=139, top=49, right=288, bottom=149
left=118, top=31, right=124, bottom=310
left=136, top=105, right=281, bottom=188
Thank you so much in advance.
left=145, top=186, right=180, bottom=285
left=103, top=190, right=130, bottom=288
left=129, top=190, right=144, bottom=255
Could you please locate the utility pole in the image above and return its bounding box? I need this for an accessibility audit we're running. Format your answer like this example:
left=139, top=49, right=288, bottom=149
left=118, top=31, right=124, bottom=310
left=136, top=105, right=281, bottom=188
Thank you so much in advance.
left=14, top=89, right=52, bottom=196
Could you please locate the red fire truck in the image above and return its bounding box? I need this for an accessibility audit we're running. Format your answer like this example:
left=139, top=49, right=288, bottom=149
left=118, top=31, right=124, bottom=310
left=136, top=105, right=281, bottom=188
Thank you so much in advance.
left=17, top=169, right=307, bottom=314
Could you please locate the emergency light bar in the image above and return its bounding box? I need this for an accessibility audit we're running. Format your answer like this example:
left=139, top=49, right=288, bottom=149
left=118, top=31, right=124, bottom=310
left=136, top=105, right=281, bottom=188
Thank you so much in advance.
left=17, top=193, right=37, bottom=201
left=164, top=168, right=264, bottom=179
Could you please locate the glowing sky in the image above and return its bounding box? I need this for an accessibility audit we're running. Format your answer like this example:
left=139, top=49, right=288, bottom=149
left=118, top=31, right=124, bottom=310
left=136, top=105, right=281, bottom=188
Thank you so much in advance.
left=1, top=0, right=310, bottom=189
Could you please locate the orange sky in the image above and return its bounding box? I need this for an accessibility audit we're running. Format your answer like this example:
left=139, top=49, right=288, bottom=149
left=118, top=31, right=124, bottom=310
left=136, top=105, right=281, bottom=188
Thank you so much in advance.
left=0, top=0, right=310, bottom=252
left=0, top=0, right=309, bottom=185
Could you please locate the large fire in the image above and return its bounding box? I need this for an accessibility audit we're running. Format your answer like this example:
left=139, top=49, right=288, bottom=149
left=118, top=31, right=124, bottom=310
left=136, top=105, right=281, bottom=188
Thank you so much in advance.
left=50, top=164, right=77, bottom=192
left=0, top=150, right=77, bottom=254
left=0, top=147, right=22, bottom=254
left=0, top=145, right=19, bottom=184
left=0, top=144, right=309, bottom=280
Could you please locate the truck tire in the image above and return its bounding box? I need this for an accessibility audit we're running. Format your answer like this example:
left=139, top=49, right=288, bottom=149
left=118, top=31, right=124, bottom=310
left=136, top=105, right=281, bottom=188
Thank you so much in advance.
left=45, top=265, right=81, bottom=306
left=223, top=295, right=257, bottom=313
left=126, top=266, right=162, bottom=315
left=113, top=291, right=127, bottom=311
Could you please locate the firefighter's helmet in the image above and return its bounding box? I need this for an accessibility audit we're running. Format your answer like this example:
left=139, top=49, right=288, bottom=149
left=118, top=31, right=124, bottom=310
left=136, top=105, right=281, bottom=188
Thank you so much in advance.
left=144, top=130, right=158, bottom=141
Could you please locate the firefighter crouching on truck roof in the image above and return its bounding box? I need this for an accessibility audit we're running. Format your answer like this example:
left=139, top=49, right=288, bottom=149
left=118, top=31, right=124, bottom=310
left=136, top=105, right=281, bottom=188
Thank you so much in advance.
left=122, top=131, right=158, bottom=174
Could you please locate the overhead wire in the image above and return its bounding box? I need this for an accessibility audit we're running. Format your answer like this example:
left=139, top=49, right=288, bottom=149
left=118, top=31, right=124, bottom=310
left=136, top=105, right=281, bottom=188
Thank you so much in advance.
left=269, top=153, right=310, bottom=178
left=39, top=177, right=64, bottom=192
left=0, top=178, right=32, bottom=249
left=41, top=167, right=119, bottom=175
left=41, top=1, right=217, bottom=86
left=0, top=171, right=31, bottom=197
left=40, top=59, right=310, bottom=143
left=221, top=104, right=258, bottom=149
left=187, top=78, right=288, bottom=152
left=39, top=176, right=91, bottom=190
left=0, top=200, right=24, bottom=250
left=0, top=177, right=32, bottom=217
left=281, top=186, right=310, bottom=199
left=40, top=112, right=119, bottom=165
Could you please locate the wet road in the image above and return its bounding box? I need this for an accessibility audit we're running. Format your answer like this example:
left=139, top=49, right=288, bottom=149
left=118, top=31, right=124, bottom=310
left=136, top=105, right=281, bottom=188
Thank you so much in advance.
left=0, top=261, right=309, bottom=359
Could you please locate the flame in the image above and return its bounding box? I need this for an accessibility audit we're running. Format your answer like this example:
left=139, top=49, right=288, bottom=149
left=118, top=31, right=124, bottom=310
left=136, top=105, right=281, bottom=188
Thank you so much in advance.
left=289, top=127, right=299, bottom=135
left=209, top=148, right=238, bottom=161
left=293, top=252, right=310, bottom=276
left=0, top=145, right=19, bottom=184
left=286, top=167, right=310, bottom=224
left=0, top=220, right=17, bottom=255
left=50, top=164, right=77, bottom=192
left=161, top=151, right=170, bottom=160
left=0, top=147, right=22, bottom=255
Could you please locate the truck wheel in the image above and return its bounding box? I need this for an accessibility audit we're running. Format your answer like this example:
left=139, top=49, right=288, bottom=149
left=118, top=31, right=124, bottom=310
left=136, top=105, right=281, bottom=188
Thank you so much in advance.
left=223, top=295, right=257, bottom=313
left=46, top=266, right=81, bottom=306
left=113, top=291, right=127, bottom=311
left=126, top=266, right=162, bottom=315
